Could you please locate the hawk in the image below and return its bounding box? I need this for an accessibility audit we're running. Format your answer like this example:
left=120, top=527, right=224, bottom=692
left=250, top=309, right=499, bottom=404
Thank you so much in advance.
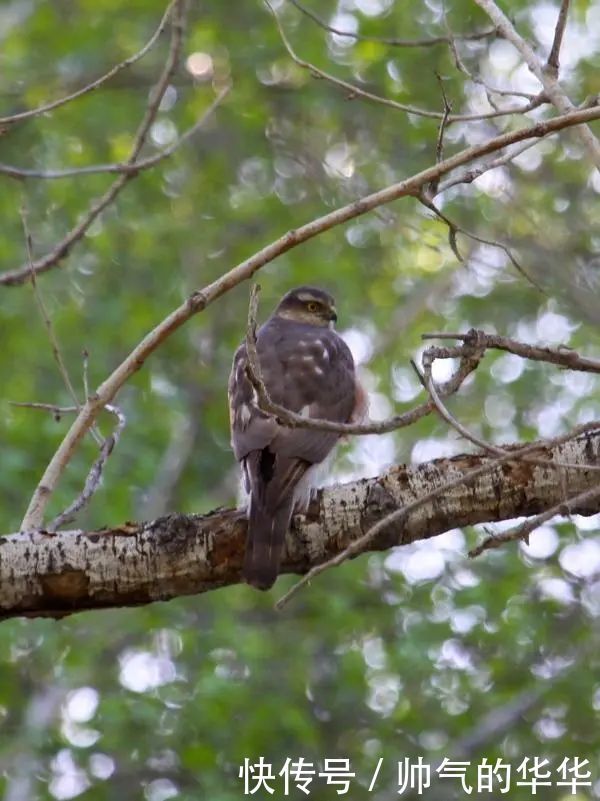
left=228, top=286, right=365, bottom=590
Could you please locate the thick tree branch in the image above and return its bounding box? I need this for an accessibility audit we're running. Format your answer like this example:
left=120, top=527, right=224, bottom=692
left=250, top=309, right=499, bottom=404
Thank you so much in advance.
left=275, top=420, right=600, bottom=608
left=2, top=428, right=599, bottom=621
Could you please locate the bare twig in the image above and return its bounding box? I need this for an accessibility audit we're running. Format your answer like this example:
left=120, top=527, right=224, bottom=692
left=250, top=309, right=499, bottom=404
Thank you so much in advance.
left=17, top=104, right=600, bottom=529
left=20, top=206, right=81, bottom=411
left=10, top=402, right=78, bottom=415
left=82, top=351, right=91, bottom=404
left=11, top=400, right=126, bottom=526
left=415, top=356, right=503, bottom=456
left=0, top=0, right=198, bottom=288
left=286, top=0, right=498, bottom=48
left=416, top=347, right=600, bottom=472
left=546, top=0, right=570, bottom=75
left=244, top=283, right=265, bottom=390
left=469, top=482, right=600, bottom=557
left=0, top=1, right=176, bottom=127
left=442, top=10, right=544, bottom=110
left=426, top=73, right=453, bottom=198
left=0, top=87, right=229, bottom=183
left=275, top=420, right=600, bottom=609
left=269, top=3, right=547, bottom=124
left=19, top=0, right=188, bottom=530
left=419, top=195, right=543, bottom=291
left=50, top=405, right=126, bottom=530
left=421, top=330, right=600, bottom=373
left=434, top=73, right=452, bottom=164
left=473, top=0, right=600, bottom=169
left=436, top=139, right=545, bottom=194
left=243, top=285, right=483, bottom=434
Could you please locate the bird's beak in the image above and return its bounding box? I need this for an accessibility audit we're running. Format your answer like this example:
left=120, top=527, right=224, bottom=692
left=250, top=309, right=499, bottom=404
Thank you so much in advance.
left=329, top=307, right=338, bottom=323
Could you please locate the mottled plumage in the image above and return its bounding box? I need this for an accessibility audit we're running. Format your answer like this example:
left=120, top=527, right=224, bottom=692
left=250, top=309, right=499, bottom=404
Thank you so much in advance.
left=228, top=286, right=363, bottom=589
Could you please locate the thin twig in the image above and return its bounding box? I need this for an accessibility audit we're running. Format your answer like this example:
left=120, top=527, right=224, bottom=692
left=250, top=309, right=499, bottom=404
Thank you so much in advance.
left=421, top=330, right=600, bottom=373
left=416, top=349, right=600, bottom=472
left=419, top=195, right=543, bottom=291
left=11, top=400, right=127, bottom=526
left=469, top=482, right=600, bottom=557
left=415, top=357, right=504, bottom=457
left=243, top=288, right=483, bottom=434
left=426, top=73, right=453, bottom=197
left=0, top=1, right=176, bottom=127
left=50, top=405, right=126, bottom=530
left=10, top=402, right=78, bottom=414
left=435, top=73, right=452, bottom=164
left=436, top=139, right=545, bottom=194
left=17, top=103, right=600, bottom=529
left=275, top=420, right=600, bottom=609
left=0, top=0, right=202, bottom=289
left=0, top=87, right=229, bottom=183
left=82, top=351, right=91, bottom=403
left=268, top=2, right=547, bottom=124
left=546, top=0, right=570, bottom=75
left=20, top=206, right=81, bottom=412
left=442, top=9, right=544, bottom=110
left=473, top=0, right=600, bottom=168
left=286, top=0, right=498, bottom=48
left=420, top=191, right=465, bottom=262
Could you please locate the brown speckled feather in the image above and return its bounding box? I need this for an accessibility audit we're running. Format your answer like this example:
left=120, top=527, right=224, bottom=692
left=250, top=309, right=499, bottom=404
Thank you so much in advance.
left=228, top=296, right=358, bottom=589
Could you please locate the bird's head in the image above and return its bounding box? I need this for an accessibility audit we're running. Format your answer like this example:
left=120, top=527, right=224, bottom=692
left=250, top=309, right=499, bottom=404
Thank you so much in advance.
left=274, top=286, right=338, bottom=328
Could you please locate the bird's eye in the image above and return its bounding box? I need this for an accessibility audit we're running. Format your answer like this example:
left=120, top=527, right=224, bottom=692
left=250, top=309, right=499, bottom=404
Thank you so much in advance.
left=307, top=302, right=319, bottom=313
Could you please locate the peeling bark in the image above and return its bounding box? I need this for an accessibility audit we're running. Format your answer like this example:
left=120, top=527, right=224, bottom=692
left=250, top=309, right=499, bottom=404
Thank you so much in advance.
left=1, top=431, right=599, bottom=620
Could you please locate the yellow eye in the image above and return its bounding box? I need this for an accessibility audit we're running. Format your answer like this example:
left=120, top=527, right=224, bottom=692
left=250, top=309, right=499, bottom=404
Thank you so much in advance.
left=307, top=302, right=319, bottom=313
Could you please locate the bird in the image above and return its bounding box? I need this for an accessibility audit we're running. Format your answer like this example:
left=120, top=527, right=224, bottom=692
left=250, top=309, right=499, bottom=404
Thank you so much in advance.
left=228, top=286, right=366, bottom=590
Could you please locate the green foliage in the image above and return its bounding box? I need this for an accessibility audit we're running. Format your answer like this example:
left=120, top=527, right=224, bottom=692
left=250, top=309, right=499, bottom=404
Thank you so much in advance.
left=0, top=0, right=599, bottom=798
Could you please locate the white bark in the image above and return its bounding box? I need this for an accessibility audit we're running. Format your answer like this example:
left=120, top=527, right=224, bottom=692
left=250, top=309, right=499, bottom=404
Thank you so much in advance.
left=1, top=429, right=599, bottom=620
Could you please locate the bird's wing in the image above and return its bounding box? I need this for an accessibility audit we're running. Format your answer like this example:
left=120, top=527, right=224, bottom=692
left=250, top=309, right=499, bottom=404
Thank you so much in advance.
left=263, top=317, right=357, bottom=462
left=228, top=317, right=357, bottom=464
left=229, top=316, right=359, bottom=589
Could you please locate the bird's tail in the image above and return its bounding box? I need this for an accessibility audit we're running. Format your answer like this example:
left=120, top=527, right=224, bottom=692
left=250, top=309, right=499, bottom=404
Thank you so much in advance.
left=242, top=451, right=309, bottom=590
left=243, top=494, right=295, bottom=590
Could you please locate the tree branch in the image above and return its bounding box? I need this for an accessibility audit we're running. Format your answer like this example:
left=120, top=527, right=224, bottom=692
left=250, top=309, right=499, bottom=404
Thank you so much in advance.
left=0, top=1, right=176, bottom=127
left=421, top=330, right=600, bottom=373
left=2, top=427, right=600, bottom=620
left=49, top=404, right=126, bottom=530
left=0, top=0, right=193, bottom=288
left=275, top=421, right=600, bottom=608
left=270, top=4, right=547, bottom=124
left=472, top=0, right=600, bottom=169
left=16, top=105, right=600, bottom=531
left=286, top=0, right=498, bottom=48
left=546, top=0, right=570, bottom=75
left=0, top=87, right=229, bottom=183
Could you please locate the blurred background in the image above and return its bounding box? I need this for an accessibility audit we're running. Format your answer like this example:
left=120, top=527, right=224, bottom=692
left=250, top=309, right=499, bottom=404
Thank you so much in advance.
left=0, top=0, right=599, bottom=798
